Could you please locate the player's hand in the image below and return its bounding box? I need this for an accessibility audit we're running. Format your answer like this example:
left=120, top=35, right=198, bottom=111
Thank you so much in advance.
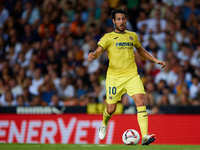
left=87, top=52, right=96, bottom=61
left=156, top=60, right=165, bottom=68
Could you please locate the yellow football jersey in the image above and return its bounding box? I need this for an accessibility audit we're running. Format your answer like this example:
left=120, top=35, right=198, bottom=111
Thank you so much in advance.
left=98, top=30, right=141, bottom=78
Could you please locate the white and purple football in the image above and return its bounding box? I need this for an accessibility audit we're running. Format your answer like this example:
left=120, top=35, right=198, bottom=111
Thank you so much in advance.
left=122, top=129, right=140, bottom=145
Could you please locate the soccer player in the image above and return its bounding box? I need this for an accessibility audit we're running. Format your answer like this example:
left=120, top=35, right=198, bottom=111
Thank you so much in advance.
left=87, top=9, right=165, bottom=145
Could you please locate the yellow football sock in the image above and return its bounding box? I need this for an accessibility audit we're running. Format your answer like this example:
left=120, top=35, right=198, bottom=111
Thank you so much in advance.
left=102, top=108, right=112, bottom=126
left=137, top=106, right=148, bottom=138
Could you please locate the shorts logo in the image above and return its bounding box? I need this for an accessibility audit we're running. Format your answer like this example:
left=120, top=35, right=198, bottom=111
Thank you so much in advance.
left=109, top=96, right=113, bottom=100
left=129, top=36, right=133, bottom=41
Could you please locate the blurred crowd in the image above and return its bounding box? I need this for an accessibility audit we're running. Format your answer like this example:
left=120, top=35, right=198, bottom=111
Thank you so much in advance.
left=0, top=0, right=199, bottom=108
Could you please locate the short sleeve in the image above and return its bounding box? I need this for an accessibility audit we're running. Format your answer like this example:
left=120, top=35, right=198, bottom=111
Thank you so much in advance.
left=97, top=34, right=109, bottom=51
left=133, top=33, right=141, bottom=49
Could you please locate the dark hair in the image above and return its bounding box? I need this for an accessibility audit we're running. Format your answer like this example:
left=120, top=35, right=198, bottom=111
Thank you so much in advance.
left=111, top=9, right=128, bottom=20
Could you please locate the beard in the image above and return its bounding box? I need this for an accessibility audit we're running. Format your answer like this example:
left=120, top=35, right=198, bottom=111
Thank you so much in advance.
left=116, top=25, right=125, bottom=32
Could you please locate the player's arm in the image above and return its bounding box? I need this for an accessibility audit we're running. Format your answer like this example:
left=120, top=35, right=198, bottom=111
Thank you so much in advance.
left=87, top=46, right=103, bottom=61
left=136, top=46, right=165, bottom=68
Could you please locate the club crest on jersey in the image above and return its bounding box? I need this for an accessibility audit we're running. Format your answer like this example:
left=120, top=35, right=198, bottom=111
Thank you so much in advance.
left=109, top=96, right=113, bottom=100
left=129, top=36, right=133, bottom=41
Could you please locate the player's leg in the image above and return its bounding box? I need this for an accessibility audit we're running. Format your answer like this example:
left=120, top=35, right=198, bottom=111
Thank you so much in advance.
left=99, top=77, right=124, bottom=140
left=102, top=103, right=117, bottom=126
left=125, top=75, right=155, bottom=145
left=99, top=103, right=117, bottom=139
left=132, top=94, right=147, bottom=139
left=131, top=94, right=155, bottom=145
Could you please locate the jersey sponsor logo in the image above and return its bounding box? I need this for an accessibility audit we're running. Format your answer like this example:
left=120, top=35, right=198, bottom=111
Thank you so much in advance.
left=114, top=37, right=118, bottom=39
left=116, top=42, right=133, bottom=47
left=129, top=36, right=133, bottom=41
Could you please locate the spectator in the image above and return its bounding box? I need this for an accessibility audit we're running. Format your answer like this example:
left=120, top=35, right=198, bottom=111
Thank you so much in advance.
left=161, top=33, right=179, bottom=52
left=145, top=39, right=164, bottom=64
left=83, top=39, right=100, bottom=74
left=190, top=44, right=200, bottom=68
left=58, top=76, right=75, bottom=100
left=147, top=9, right=167, bottom=33
left=53, top=40, right=66, bottom=60
left=46, top=49, right=60, bottom=72
left=0, top=3, right=9, bottom=27
left=152, top=24, right=166, bottom=47
left=63, top=0, right=75, bottom=23
left=156, top=80, right=166, bottom=95
left=9, top=78, right=23, bottom=96
left=150, top=105, right=160, bottom=114
left=121, top=94, right=131, bottom=106
left=49, top=95, right=64, bottom=106
left=145, top=81, right=158, bottom=106
left=149, top=0, right=166, bottom=19
left=70, top=11, right=85, bottom=39
left=162, top=86, right=176, bottom=105
left=10, top=1, right=23, bottom=22
left=99, top=11, right=112, bottom=34
left=29, top=68, right=44, bottom=96
left=4, top=0, right=17, bottom=14
left=0, top=90, right=17, bottom=106
left=157, top=94, right=170, bottom=106
left=155, top=60, right=178, bottom=87
left=6, top=44, right=17, bottom=67
left=0, top=79, right=5, bottom=96
left=75, top=78, right=86, bottom=98
left=56, top=22, right=69, bottom=39
left=3, top=16, right=23, bottom=36
left=177, top=43, right=191, bottom=62
left=78, top=94, right=89, bottom=106
left=5, top=34, right=22, bottom=57
left=26, top=61, right=36, bottom=78
left=173, top=70, right=191, bottom=96
left=136, top=10, right=148, bottom=31
left=21, top=2, right=40, bottom=28
left=42, top=1, right=57, bottom=16
left=22, top=86, right=32, bottom=102
left=38, top=74, right=56, bottom=103
left=189, top=76, right=200, bottom=99
left=178, top=93, right=190, bottom=106
left=16, top=95, right=29, bottom=106
left=61, top=63, right=72, bottom=77
left=30, top=95, right=47, bottom=106
left=38, top=13, right=56, bottom=38
left=50, top=71, right=60, bottom=91
left=20, top=23, right=40, bottom=43
left=145, top=61, right=160, bottom=79
left=16, top=52, right=29, bottom=67
left=16, top=68, right=26, bottom=87
left=181, top=0, right=200, bottom=21
left=191, top=98, right=200, bottom=106
left=175, top=28, right=190, bottom=45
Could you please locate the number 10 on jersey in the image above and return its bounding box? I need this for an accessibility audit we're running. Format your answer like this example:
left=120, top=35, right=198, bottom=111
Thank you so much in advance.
left=109, top=87, right=116, bottom=95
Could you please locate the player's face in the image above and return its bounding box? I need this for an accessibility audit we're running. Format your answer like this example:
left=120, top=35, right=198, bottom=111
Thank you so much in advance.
left=113, top=13, right=127, bottom=32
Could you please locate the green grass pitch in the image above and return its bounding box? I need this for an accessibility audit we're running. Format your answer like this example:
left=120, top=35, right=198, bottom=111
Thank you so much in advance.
left=0, top=144, right=200, bottom=150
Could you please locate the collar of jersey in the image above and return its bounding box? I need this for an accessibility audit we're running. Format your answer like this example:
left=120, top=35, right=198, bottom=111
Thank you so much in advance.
left=114, top=30, right=126, bottom=34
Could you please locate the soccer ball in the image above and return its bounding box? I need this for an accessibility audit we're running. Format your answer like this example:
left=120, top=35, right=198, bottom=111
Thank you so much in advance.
left=122, top=129, right=140, bottom=145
